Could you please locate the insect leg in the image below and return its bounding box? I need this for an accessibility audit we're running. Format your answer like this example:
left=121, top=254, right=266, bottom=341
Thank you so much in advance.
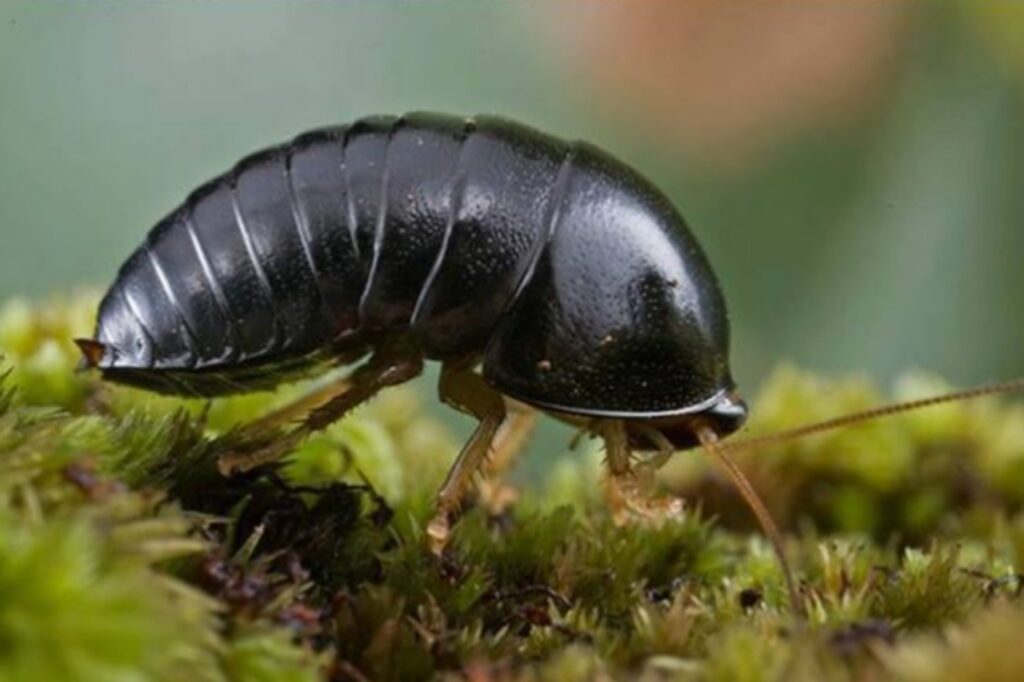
left=241, top=376, right=354, bottom=437
left=218, top=348, right=422, bottom=475
left=427, top=363, right=507, bottom=556
left=476, top=401, right=537, bottom=517
left=629, top=422, right=676, bottom=482
left=237, top=342, right=373, bottom=436
left=600, top=419, right=683, bottom=524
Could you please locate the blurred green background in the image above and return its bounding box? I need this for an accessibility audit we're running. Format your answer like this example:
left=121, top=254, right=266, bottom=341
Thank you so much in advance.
left=2, top=1, right=1023, bottom=430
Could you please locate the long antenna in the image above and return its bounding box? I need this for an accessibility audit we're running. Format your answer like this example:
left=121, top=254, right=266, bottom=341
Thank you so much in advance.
left=697, top=424, right=802, bottom=617
left=722, top=377, right=1024, bottom=454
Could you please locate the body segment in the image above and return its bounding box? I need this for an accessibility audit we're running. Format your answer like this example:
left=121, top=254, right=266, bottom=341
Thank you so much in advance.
left=483, top=140, right=732, bottom=417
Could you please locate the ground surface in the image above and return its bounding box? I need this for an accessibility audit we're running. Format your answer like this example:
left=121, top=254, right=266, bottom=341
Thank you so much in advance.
left=1, top=293, right=1023, bottom=682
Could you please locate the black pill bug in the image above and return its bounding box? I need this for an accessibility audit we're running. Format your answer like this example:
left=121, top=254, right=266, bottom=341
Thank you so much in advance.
left=78, top=112, right=1024, bottom=615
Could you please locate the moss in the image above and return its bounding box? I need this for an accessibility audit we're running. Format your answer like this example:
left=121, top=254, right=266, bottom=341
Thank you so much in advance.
left=2, top=293, right=1024, bottom=681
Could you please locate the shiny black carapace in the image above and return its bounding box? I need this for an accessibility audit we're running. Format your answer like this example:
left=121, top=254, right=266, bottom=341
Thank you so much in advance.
left=79, top=112, right=747, bottom=553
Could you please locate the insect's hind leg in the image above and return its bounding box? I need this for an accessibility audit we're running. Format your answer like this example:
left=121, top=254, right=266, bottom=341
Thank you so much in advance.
left=427, top=362, right=507, bottom=556
left=235, top=343, right=374, bottom=437
left=218, top=347, right=423, bottom=476
left=240, top=376, right=354, bottom=438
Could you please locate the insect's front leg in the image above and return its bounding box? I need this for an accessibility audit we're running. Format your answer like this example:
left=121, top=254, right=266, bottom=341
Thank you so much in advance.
left=217, top=348, right=422, bottom=476
left=600, top=419, right=683, bottom=524
left=629, top=423, right=676, bottom=482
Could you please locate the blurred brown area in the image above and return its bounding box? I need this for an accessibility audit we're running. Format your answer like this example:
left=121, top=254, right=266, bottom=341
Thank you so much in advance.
left=548, top=0, right=912, bottom=170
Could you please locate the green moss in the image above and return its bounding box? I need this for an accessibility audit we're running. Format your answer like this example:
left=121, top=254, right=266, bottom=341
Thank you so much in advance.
left=2, top=294, right=1024, bottom=681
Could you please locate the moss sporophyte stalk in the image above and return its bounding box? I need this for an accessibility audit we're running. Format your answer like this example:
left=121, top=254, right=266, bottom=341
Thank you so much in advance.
left=3, top=293, right=1024, bottom=681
